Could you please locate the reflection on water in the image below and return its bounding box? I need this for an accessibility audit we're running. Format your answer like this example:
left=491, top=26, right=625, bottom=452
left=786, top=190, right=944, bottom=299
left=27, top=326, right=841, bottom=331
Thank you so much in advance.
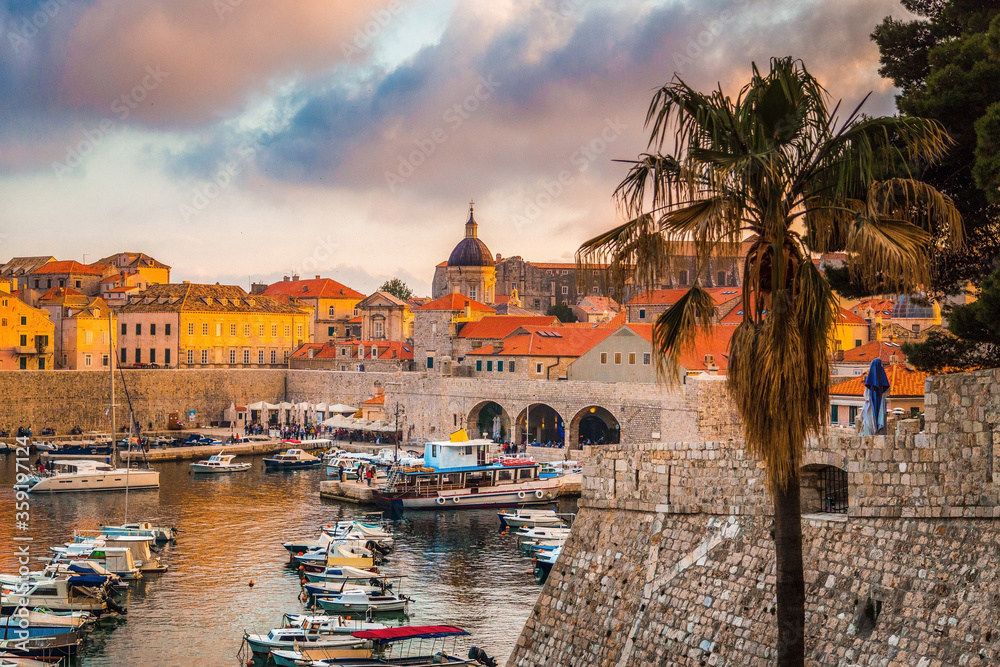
left=0, top=455, right=571, bottom=666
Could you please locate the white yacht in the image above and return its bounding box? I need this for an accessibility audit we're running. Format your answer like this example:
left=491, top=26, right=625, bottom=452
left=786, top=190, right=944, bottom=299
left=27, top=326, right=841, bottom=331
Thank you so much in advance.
left=189, top=451, right=251, bottom=473
left=15, top=459, right=159, bottom=494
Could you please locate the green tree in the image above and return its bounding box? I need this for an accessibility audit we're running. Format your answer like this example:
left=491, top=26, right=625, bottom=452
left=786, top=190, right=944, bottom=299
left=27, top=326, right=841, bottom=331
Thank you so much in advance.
left=873, top=2, right=1000, bottom=292
left=378, top=278, right=413, bottom=301
left=904, top=265, right=1000, bottom=371
left=580, top=58, right=961, bottom=665
left=546, top=302, right=577, bottom=323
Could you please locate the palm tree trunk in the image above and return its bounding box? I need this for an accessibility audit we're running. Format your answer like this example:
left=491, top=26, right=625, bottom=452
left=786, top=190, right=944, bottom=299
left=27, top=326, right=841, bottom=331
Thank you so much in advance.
left=773, top=474, right=805, bottom=666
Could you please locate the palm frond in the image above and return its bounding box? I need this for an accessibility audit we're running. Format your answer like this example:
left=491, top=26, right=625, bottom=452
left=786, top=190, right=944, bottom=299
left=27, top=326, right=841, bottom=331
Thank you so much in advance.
left=651, top=284, right=717, bottom=382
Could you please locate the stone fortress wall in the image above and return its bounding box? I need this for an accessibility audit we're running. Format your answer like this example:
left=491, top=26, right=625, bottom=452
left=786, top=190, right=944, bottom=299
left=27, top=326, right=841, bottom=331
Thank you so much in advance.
left=0, top=369, right=736, bottom=448
left=508, top=368, right=1000, bottom=666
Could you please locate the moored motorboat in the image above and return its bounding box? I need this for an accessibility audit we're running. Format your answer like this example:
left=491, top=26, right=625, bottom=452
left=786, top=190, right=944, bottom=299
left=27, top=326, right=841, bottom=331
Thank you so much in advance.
left=304, top=626, right=499, bottom=666
left=0, top=631, right=83, bottom=658
left=264, top=449, right=322, bottom=469
left=242, top=627, right=367, bottom=657
left=315, top=589, right=408, bottom=615
left=498, top=508, right=567, bottom=531
left=99, top=521, right=176, bottom=543
left=373, top=440, right=558, bottom=511
left=515, top=526, right=571, bottom=548
left=301, top=565, right=381, bottom=584
left=189, top=451, right=251, bottom=473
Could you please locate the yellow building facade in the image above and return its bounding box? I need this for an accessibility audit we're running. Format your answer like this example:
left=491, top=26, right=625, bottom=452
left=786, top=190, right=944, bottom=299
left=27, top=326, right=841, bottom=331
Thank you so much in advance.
left=260, top=277, right=365, bottom=343
left=0, top=288, right=55, bottom=370
left=38, top=288, right=116, bottom=370
left=117, top=283, right=311, bottom=368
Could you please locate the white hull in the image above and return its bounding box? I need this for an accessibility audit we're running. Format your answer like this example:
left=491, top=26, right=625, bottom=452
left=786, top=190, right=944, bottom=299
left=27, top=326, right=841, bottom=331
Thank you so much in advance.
left=26, top=469, right=159, bottom=493
left=376, top=482, right=559, bottom=511
left=189, top=463, right=250, bottom=473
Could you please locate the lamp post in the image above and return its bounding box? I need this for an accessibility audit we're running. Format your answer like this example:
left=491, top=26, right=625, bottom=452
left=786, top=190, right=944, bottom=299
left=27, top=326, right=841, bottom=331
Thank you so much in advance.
left=393, top=400, right=404, bottom=464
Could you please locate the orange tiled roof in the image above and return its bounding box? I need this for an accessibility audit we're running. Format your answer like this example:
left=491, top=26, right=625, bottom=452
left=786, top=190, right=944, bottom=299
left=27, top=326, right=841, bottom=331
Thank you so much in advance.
left=33, top=260, right=109, bottom=276
left=262, top=278, right=364, bottom=300
left=468, top=326, right=614, bottom=358
left=458, top=315, right=559, bottom=340
left=362, top=394, right=386, bottom=405
left=627, top=323, right=735, bottom=372
left=840, top=340, right=906, bottom=365
left=415, top=292, right=495, bottom=313
left=830, top=364, right=928, bottom=397
left=349, top=315, right=362, bottom=323
left=38, top=286, right=86, bottom=301
left=837, top=308, right=869, bottom=326
left=628, top=287, right=741, bottom=306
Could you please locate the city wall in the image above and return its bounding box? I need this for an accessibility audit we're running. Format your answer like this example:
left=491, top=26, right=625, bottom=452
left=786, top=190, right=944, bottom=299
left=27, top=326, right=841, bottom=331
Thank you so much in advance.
left=509, top=369, right=1000, bottom=666
left=0, top=369, right=738, bottom=447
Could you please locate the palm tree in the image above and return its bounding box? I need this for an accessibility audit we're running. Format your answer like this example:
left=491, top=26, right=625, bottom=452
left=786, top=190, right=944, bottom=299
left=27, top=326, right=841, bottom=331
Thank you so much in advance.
left=579, top=57, right=962, bottom=666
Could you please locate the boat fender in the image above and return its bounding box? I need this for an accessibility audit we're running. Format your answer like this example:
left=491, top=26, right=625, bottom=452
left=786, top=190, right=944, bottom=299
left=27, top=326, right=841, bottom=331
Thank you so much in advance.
left=535, top=490, right=544, bottom=499
left=452, top=496, right=460, bottom=503
left=435, top=497, right=446, bottom=505
left=517, top=491, right=526, bottom=499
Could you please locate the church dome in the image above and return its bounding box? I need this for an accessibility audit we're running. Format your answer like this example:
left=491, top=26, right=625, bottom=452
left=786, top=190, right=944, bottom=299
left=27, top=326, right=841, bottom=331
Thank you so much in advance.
left=447, top=204, right=494, bottom=267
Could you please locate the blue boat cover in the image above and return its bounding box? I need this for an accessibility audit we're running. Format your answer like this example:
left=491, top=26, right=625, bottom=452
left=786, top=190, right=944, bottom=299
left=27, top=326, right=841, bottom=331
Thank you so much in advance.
left=67, top=574, right=107, bottom=586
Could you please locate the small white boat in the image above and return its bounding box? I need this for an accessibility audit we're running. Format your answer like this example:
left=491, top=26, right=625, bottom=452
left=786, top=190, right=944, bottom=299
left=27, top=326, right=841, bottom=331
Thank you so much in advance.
left=301, top=565, right=381, bottom=584
left=315, top=588, right=408, bottom=614
left=498, top=508, right=567, bottom=530
left=516, top=526, right=571, bottom=548
left=100, top=521, right=176, bottom=542
left=190, top=451, right=251, bottom=473
left=243, top=627, right=366, bottom=657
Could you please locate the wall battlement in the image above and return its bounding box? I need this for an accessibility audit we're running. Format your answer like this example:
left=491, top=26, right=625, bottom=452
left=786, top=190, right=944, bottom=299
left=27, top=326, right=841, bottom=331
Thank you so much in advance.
left=509, top=368, right=1000, bottom=666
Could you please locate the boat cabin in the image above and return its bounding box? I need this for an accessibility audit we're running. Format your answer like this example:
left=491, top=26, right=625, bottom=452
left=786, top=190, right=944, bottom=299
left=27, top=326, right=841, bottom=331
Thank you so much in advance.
left=49, top=460, right=116, bottom=475
left=423, top=440, right=494, bottom=469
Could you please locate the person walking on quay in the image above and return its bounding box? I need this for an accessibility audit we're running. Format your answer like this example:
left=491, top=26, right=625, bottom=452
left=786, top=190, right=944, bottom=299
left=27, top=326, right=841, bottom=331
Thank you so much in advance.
left=365, top=466, right=373, bottom=487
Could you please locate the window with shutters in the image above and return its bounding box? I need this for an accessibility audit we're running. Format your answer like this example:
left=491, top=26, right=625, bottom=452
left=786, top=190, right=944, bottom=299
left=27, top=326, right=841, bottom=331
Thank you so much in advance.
left=243, top=349, right=250, bottom=364
left=201, top=349, right=208, bottom=364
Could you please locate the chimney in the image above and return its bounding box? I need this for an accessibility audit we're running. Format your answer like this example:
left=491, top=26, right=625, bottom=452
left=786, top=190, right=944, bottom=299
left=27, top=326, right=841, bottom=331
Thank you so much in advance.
left=308, top=347, right=315, bottom=359
left=464, top=302, right=471, bottom=319
left=292, top=275, right=300, bottom=281
left=283, top=275, right=290, bottom=282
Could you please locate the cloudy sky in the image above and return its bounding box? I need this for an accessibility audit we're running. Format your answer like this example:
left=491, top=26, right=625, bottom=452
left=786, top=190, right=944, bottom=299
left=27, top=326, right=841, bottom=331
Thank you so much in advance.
left=0, top=0, right=909, bottom=296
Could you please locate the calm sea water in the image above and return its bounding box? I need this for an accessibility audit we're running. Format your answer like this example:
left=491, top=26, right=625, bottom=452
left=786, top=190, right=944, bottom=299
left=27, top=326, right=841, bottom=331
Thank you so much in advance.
left=0, top=454, right=569, bottom=666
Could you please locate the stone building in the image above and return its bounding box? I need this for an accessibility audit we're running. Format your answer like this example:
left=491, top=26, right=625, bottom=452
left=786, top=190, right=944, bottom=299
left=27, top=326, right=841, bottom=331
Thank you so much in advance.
left=356, top=291, right=413, bottom=342
left=97, top=252, right=171, bottom=295
left=829, top=363, right=928, bottom=426
left=412, top=292, right=494, bottom=373
left=37, top=288, right=116, bottom=370
left=452, top=315, right=559, bottom=363
left=0, top=286, right=54, bottom=370
left=436, top=203, right=497, bottom=304
left=288, top=340, right=413, bottom=373
left=431, top=207, right=749, bottom=314
left=626, top=287, right=742, bottom=324
left=27, top=260, right=117, bottom=297
left=0, top=256, right=55, bottom=291
left=260, top=275, right=365, bottom=343
left=567, top=324, right=734, bottom=383
left=116, top=283, right=311, bottom=368
left=466, top=326, right=615, bottom=380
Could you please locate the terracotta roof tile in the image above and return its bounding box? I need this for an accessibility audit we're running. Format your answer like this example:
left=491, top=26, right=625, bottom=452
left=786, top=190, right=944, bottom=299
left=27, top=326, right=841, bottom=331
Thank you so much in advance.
left=415, top=292, right=494, bottom=313
left=33, top=260, right=110, bottom=276
left=625, top=323, right=735, bottom=372
left=628, top=287, right=742, bottom=306
left=362, top=394, right=386, bottom=405
left=118, top=283, right=307, bottom=314
left=457, top=315, right=559, bottom=340
left=830, top=364, right=929, bottom=397
left=468, top=326, right=614, bottom=358
left=262, top=278, right=364, bottom=300
left=837, top=308, right=869, bottom=325
left=840, top=340, right=907, bottom=364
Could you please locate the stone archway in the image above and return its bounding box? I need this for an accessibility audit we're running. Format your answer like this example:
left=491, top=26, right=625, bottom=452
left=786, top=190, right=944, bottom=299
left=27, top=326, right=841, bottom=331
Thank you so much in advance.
left=569, top=405, right=621, bottom=448
left=514, top=403, right=565, bottom=446
left=467, top=400, right=511, bottom=442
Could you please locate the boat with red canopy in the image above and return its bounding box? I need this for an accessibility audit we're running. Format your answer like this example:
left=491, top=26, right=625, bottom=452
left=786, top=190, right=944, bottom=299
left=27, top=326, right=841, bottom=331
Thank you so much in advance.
left=273, top=625, right=499, bottom=666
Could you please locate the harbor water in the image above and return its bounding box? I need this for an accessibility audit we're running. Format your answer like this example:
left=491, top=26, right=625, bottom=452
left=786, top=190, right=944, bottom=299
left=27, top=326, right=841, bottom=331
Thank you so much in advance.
left=0, top=455, right=572, bottom=666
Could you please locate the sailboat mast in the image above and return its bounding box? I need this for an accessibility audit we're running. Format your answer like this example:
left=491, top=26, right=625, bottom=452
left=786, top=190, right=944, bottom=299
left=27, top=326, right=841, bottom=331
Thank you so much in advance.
left=109, top=310, right=116, bottom=469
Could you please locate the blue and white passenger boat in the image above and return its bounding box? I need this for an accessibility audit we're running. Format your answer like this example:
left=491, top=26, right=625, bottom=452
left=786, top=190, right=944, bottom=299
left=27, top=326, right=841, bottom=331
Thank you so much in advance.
left=372, top=439, right=559, bottom=511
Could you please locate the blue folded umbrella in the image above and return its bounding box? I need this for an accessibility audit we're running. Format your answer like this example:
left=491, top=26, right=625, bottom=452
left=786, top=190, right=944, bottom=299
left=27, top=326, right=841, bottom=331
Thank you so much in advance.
left=862, top=358, right=890, bottom=434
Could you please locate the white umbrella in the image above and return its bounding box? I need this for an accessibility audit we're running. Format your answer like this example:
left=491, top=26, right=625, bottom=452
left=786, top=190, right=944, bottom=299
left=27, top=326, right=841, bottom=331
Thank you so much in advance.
left=328, top=403, right=359, bottom=415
